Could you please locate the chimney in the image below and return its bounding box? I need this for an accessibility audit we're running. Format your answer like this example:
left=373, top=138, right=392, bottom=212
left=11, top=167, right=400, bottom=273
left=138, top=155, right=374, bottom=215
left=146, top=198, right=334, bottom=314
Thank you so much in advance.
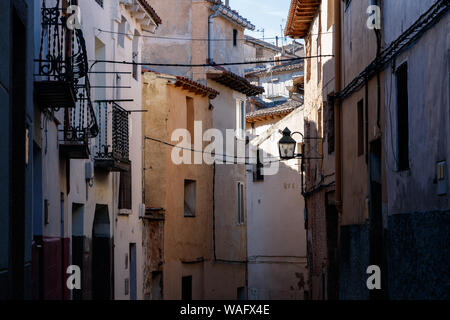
left=276, top=36, right=279, bottom=47
left=225, top=0, right=230, bottom=7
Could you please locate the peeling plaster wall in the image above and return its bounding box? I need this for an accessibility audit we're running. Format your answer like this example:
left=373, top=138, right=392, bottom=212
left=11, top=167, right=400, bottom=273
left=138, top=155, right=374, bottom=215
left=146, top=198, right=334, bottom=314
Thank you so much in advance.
left=383, top=4, right=450, bottom=215
left=302, top=0, right=336, bottom=300
left=141, top=0, right=250, bottom=299
left=142, top=74, right=214, bottom=299
left=382, top=1, right=450, bottom=299
left=142, top=0, right=193, bottom=78
left=246, top=108, right=309, bottom=300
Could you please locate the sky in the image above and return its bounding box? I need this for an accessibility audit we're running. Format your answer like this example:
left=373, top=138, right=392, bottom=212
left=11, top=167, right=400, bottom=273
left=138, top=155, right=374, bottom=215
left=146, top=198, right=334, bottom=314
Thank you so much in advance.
left=229, top=0, right=294, bottom=46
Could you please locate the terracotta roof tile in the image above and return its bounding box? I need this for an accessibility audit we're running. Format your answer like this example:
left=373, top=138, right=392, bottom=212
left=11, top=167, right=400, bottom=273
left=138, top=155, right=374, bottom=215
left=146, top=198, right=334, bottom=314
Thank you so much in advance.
left=207, top=66, right=264, bottom=97
left=246, top=100, right=302, bottom=122
left=137, top=0, right=162, bottom=25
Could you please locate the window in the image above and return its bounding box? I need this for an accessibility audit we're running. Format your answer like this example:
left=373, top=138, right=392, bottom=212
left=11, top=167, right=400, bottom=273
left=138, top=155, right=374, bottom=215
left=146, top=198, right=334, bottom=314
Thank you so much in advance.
left=184, top=180, right=196, bottom=217
left=237, top=182, right=245, bottom=224
left=233, top=29, right=238, bottom=47
left=186, top=97, right=195, bottom=143
left=115, top=74, right=121, bottom=100
left=326, top=97, right=335, bottom=154
left=256, top=46, right=264, bottom=59
left=118, top=16, right=126, bottom=48
left=396, top=62, right=409, bottom=171
left=132, top=31, right=140, bottom=80
left=119, top=169, right=132, bottom=210
left=253, top=149, right=264, bottom=182
left=357, top=99, right=364, bottom=157
left=182, top=276, right=192, bottom=301
left=236, top=100, right=245, bottom=139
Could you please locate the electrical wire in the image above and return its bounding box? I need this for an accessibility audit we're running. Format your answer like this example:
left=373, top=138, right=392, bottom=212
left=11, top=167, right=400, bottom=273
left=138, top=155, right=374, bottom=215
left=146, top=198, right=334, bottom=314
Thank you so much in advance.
left=88, top=54, right=333, bottom=69
left=96, top=28, right=334, bottom=42
left=144, top=135, right=281, bottom=164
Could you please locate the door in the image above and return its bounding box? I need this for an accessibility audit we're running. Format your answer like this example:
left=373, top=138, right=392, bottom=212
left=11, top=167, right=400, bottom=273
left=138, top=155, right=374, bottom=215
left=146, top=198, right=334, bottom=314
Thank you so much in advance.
left=369, top=139, right=386, bottom=299
left=129, top=243, right=137, bottom=300
left=92, top=205, right=111, bottom=300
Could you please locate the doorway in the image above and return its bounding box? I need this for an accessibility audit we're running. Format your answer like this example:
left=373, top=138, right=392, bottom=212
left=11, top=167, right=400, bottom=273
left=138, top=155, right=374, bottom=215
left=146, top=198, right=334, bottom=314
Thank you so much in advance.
left=325, top=193, right=339, bottom=300
left=10, top=6, right=27, bottom=299
left=72, top=204, right=84, bottom=300
left=369, top=139, right=386, bottom=299
left=92, top=205, right=111, bottom=300
left=129, top=243, right=137, bottom=300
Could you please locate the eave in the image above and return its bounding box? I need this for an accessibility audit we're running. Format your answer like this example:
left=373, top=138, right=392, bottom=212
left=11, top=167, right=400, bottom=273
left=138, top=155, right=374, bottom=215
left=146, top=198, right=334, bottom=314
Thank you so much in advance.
left=120, top=0, right=162, bottom=31
left=207, top=67, right=264, bottom=97
left=285, top=0, right=321, bottom=38
left=174, top=76, right=220, bottom=100
left=207, top=1, right=255, bottom=31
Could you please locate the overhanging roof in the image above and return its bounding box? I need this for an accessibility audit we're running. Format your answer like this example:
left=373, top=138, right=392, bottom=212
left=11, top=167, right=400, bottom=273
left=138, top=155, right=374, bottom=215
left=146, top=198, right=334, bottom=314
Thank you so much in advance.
left=207, top=67, right=264, bottom=97
left=142, top=69, right=219, bottom=99
left=174, top=76, right=219, bottom=99
left=207, top=0, right=255, bottom=30
left=120, top=0, right=162, bottom=27
left=285, top=0, right=321, bottom=38
left=246, top=100, right=301, bottom=122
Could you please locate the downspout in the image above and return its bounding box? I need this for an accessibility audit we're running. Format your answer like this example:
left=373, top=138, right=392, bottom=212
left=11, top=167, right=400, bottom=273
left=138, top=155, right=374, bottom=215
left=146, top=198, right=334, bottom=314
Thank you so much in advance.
left=333, top=0, right=342, bottom=212
left=208, top=6, right=220, bottom=64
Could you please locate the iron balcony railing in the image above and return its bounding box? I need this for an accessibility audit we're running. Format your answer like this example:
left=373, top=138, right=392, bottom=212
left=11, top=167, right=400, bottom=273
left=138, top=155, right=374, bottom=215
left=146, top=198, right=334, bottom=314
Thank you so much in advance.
left=35, top=0, right=98, bottom=158
left=95, top=102, right=130, bottom=171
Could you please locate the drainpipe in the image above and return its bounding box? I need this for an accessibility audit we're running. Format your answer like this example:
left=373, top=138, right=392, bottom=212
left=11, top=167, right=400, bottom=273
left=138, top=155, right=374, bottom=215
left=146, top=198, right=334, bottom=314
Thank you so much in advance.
left=208, top=7, right=220, bottom=64
left=333, top=0, right=342, bottom=212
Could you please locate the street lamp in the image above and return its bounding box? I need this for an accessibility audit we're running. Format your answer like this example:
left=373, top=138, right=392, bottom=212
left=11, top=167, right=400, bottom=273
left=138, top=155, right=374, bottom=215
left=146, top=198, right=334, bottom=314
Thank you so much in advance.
left=278, top=127, right=303, bottom=160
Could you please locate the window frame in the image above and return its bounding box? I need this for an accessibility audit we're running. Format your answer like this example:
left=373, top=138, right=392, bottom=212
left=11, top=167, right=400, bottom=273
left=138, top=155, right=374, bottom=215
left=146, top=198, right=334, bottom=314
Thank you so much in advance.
left=184, top=179, right=197, bottom=218
left=237, top=182, right=245, bottom=225
left=395, top=61, right=410, bottom=171
left=236, top=99, right=245, bottom=139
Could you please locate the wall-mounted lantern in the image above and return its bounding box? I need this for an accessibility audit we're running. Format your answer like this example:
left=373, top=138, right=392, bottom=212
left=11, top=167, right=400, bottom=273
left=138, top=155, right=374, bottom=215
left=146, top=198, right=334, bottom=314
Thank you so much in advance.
left=278, top=127, right=303, bottom=160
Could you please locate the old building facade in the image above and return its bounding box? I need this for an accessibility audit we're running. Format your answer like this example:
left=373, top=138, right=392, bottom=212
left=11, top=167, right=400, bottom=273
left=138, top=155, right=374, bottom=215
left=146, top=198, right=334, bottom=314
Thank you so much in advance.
left=141, top=71, right=218, bottom=300
left=141, top=0, right=263, bottom=299
left=285, top=0, right=337, bottom=300
left=245, top=105, right=308, bottom=300
left=0, top=0, right=35, bottom=300
left=286, top=0, right=449, bottom=300
left=30, top=0, right=160, bottom=300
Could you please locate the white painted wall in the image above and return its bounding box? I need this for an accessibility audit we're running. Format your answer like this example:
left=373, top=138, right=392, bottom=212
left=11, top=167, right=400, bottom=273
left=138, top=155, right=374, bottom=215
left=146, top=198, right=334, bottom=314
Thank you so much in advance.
left=246, top=107, right=308, bottom=300
left=34, top=0, right=149, bottom=300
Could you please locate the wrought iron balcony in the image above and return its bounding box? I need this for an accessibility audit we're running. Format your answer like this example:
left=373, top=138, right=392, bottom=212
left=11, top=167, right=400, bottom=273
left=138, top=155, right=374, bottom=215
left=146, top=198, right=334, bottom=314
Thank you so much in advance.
left=59, top=77, right=99, bottom=159
left=35, top=0, right=81, bottom=108
left=35, top=0, right=99, bottom=159
left=94, top=102, right=131, bottom=172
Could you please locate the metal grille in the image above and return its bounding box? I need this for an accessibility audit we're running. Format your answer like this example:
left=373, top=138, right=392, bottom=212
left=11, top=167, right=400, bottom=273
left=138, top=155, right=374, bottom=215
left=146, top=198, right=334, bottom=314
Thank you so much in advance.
left=112, top=104, right=130, bottom=161
left=95, top=102, right=129, bottom=162
left=36, top=0, right=98, bottom=144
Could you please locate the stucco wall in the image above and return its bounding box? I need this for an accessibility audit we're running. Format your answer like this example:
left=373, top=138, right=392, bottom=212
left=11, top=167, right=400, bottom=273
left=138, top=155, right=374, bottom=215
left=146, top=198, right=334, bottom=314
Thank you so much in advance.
left=245, top=107, right=308, bottom=300
left=302, top=0, right=336, bottom=300
left=383, top=7, right=450, bottom=215
left=142, top=73, right=215, bottom=299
